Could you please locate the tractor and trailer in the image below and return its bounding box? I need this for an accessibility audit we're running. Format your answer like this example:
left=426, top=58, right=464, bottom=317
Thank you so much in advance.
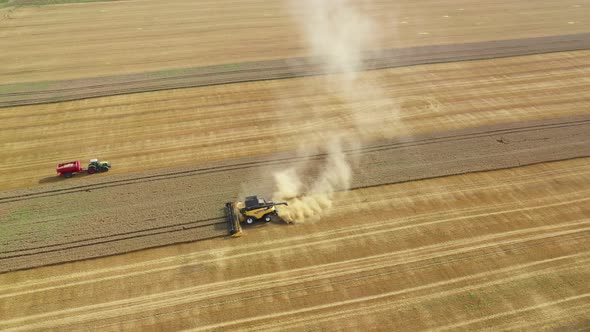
left=56, top=159, right=111, bottom=178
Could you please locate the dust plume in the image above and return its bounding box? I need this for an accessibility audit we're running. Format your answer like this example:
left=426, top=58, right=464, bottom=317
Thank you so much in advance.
left=273, top=0, right=387, bottom=223
left=274, top=136, right=353, bottom=223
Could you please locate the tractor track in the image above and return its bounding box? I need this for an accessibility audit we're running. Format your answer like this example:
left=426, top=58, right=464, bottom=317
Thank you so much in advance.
left=0, top=217, right=225, bottom=258
left=0, top=219, right=228, bottom=273
left=1, top=33, right=589, bottom=108
left=0, top=64, right=304, bottom=98
left=0, top=230, right=227, bottom=273
left=1, top=117, right=589, bottom=204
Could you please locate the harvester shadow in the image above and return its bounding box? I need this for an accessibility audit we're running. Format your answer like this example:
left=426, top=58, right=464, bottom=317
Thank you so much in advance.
left=213, top=222, right=229, bottom=232
left=241, top=218, right=288, bottom=230
left=222, top=220, right=288, bottom=239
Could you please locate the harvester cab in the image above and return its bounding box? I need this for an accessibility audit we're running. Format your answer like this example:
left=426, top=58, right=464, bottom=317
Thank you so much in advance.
left=87, top=159, right=111, bottom=174
left=226, top=196, right=288, bottom=237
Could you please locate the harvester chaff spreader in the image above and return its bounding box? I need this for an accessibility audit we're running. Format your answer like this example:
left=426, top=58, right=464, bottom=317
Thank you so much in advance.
left=226, top=196, right=288, bottom=237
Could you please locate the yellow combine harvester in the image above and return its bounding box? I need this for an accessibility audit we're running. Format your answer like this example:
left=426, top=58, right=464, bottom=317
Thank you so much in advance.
left=226, top=196, right=288, bottom=237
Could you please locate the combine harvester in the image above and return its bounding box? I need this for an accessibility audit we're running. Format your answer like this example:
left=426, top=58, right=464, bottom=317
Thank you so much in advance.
left=226, top=196, right=288, bottom=237
left=56, top=159, right=111, bottom=178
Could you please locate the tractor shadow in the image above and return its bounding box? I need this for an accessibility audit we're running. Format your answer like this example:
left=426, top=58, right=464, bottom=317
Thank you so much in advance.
left=38, top=173, right=90, bottom=185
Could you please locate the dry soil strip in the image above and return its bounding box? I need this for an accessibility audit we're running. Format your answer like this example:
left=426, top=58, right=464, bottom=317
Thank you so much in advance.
left=1, top=33, right=589, bottom=107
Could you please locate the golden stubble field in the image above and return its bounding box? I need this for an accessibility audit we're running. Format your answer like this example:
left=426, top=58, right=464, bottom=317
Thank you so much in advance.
left=0, top=158, right=588, bottom=331
left=1, top=0, right=589, bottom=84
left=1, top=0, right=590, bottom=331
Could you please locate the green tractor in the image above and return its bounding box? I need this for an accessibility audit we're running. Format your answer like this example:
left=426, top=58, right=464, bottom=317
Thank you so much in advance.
left=87, top=159, right=111, bottom=174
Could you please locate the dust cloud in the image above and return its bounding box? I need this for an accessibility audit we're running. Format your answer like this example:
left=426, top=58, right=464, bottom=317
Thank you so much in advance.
left=273, top=0, right=393, bottom=223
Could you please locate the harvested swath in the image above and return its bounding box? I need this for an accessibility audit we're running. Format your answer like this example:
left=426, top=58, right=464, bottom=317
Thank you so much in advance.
left=0, top=158, right=588, bottom=330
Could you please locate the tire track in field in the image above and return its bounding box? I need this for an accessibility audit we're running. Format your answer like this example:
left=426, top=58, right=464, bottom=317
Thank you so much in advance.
left=1, top=33, right=589, bottom=107
left=478, top=303, right=590, bottom=332
left=0, top=217, right=224, bottom=258
left=2, top=117, right=588, bottom=204
left=240, top=291, right=590, bottom=332
left=200, top=253, right=590, bottom=332
left=119, top=241, right=587, bottom=331
left=167, top=225, right=589, bottom=309
left=103, top=255, right=590, bottom=332
left=433, top=296, right=590, bottom=332
left=3, top=225, right=588, bottom=330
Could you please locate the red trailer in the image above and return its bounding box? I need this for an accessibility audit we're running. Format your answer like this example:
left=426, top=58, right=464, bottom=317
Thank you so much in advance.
left=56, top=161, right=83, bottom=178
